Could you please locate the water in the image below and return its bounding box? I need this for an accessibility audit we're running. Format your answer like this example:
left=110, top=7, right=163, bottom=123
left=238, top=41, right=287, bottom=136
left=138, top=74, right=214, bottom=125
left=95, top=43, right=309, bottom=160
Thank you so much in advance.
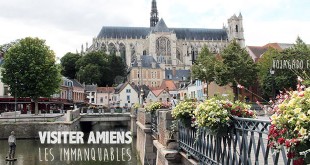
left=0, top=122, right=138, bottom=165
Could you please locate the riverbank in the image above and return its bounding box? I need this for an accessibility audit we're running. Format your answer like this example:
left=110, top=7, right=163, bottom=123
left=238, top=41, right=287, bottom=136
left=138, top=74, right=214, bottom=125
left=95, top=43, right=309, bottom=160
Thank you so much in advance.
left=0, top=116, right=81, bottom=139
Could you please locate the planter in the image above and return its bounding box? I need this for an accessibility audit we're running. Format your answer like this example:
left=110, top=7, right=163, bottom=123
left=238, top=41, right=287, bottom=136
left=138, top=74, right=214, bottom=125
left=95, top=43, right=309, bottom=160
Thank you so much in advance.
left=205, top=125, right=229, bottom=137
left=180, top=116, right=192, bottom=128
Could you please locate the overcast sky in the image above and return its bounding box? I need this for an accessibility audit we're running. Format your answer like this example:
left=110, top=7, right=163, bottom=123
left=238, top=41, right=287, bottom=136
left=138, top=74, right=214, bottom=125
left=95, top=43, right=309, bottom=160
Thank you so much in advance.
left=0, top=0, right=309, bottom=58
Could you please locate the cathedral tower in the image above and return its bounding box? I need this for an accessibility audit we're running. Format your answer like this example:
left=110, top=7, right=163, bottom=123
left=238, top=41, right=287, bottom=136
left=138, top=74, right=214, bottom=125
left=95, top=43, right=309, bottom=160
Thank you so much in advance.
left=150, top=0, right=159, bottom=27
left=227, top=13, right=245, bottom=47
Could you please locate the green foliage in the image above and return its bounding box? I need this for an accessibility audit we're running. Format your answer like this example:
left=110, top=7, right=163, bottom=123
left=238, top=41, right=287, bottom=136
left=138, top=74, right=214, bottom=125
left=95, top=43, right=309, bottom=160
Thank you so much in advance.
left=145, top=102, right=161, bottom=112
left=1, top=37, right=61, bottom=114
left=257, top=37, right=310, bottom=98
left=257, top=48, right=280, bottom=97
left=215, top=40, right=258, bottom=87
left=192, top=46, right=216, bottom=83
left=192, top=46, right=217, bottom=98
left=60, top=52, right=81, bottom=79
left=108, top=54, right=127, bottom=84
left=75, top=51, right=127, bottom=86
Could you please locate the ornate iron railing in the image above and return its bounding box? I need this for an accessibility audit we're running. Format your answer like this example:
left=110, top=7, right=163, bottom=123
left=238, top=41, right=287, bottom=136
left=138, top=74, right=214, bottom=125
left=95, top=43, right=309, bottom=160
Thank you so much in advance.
left=151, top=112, right=158, bottom=138
left=178, top=117, right=292, bottom=165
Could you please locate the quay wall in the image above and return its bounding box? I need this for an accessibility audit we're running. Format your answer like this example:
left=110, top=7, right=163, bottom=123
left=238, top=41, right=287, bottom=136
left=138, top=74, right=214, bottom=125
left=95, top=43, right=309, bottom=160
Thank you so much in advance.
left=0, top=117, right=81, bottom=139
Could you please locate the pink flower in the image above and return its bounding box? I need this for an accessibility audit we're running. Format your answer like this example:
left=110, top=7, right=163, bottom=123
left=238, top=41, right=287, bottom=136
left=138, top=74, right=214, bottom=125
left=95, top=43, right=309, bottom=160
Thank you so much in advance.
left=297, top=76, right=303, bottom=82
left=237, top=84, right=244, bottom=89
left=298, top=92, right=304, bottom=97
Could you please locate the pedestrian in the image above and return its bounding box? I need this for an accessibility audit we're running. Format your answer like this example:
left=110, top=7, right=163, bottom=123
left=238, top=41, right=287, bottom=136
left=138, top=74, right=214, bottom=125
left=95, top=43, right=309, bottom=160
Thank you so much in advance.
left=171, top=96, right=178, bottom=109
left=8, top=131, right=16, bottom=159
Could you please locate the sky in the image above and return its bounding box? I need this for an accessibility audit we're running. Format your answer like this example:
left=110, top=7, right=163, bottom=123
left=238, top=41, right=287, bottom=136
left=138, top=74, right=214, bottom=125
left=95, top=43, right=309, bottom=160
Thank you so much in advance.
left=0, top=0, right=309, bottom=59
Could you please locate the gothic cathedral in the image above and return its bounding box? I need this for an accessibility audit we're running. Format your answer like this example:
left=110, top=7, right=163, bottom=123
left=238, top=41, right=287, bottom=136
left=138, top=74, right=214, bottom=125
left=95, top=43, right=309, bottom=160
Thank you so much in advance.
left=85, top=0, right=244, bottom=70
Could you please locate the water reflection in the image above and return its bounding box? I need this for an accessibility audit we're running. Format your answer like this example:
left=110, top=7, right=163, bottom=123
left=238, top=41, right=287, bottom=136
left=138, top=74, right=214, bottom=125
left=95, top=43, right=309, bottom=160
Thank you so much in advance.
left=0, top=122, right=137, bottom=165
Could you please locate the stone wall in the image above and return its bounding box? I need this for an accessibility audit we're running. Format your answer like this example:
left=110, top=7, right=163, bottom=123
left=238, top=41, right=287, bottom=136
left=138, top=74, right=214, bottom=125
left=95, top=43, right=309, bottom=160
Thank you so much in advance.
left=66, top=109, right=80, bottom=122
left=136, top=108, right=156, bottom=165
left=0, top=118, right=80, bottom=139
left=153, top=110, right=181, bottom=165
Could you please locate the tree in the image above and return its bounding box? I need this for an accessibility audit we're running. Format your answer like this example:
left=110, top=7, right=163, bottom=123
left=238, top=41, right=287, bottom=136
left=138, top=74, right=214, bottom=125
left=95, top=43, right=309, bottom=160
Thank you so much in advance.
left=108, top=54, right=127, bottom=85
left=1, top=37, right=61, bottom=115
left=192, top=46, right=216, bottom=98
left=75, top=51, right=128, bottom=86
left=60, top=52, right=81, bottom=79
left=215, top=40, right=258, bottom=100
left=257, top=37, right=310, bottom=99
left=76, top=51, right=108, bottom=86
left=257, top=48, right=280, bottom=98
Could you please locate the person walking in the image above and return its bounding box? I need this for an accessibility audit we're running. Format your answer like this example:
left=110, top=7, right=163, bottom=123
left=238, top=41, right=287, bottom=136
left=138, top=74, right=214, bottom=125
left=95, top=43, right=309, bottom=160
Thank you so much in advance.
left=171, top=96, right=178, bottom=109
left=8, top=131, right=16, bottom=159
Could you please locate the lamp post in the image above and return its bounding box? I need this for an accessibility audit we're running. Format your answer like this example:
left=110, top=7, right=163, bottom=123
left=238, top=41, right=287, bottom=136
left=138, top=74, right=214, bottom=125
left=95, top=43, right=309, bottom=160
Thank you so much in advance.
left=269, top=68, right=275, bottom=100
left=14, top=79, right=17, bottom=123
left=140, top=88, right=144, bottom=107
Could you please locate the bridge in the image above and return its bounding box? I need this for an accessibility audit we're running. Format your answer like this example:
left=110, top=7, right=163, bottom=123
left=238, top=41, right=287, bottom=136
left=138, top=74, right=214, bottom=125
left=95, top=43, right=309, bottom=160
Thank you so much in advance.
left=79, top=113, right=131, bottom=122
left=133, top=109, right=310, bottom=165
left=0, top=110, right=131, bottom=123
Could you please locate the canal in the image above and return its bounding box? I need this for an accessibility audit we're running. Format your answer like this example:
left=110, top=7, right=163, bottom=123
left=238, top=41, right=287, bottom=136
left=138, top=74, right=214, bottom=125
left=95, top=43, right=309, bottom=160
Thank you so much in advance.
left=0, top=122, right=138, bottom=165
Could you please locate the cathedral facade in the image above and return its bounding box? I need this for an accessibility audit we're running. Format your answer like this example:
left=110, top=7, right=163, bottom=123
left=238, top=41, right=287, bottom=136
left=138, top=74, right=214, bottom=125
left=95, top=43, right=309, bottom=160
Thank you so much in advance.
left=86, top=0, right=245, bottom=70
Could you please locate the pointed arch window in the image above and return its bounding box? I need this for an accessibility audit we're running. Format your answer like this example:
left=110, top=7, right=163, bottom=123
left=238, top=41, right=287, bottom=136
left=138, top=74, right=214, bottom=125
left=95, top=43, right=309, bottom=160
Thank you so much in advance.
left=156, top=37, right=171, bottom=64
left=101, top=43, right=107, bottom=53
left=108, top=43, right=116, bottom=55
left=235, top=25, right=239, bottom=32
left=119, top=43, right=126, bottom=62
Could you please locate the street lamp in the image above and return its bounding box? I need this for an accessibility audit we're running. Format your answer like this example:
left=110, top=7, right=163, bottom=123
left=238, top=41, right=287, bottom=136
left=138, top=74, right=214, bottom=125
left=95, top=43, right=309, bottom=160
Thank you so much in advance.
left=269, top=68, right=275, bottom=100
left=14, top=79, right=17, bottom=122
left=140, top=88, right=144, bottom=106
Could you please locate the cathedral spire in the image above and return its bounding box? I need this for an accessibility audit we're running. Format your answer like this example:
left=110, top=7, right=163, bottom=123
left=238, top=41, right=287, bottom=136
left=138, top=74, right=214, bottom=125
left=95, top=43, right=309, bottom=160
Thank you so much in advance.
left=150, top=0, right=159, bottom=27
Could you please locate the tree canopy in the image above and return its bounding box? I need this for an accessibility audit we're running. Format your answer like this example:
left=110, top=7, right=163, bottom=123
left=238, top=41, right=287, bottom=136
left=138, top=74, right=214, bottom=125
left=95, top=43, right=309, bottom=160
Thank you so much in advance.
left=73, top=51, right=127, bottom=86
left=215, top=40, right=258, bottom=87
left=60, top=52, right=81, bottom=79
left=1, top=37, right=61, bottom=115
left=192, top=46, right=217, bottom=98
left=257, top=37, right=310, bottom=98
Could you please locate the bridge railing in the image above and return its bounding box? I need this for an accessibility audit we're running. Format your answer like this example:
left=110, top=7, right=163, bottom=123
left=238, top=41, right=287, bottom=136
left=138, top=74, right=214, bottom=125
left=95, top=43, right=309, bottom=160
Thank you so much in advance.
left=178, top=116, right=292, bottom=165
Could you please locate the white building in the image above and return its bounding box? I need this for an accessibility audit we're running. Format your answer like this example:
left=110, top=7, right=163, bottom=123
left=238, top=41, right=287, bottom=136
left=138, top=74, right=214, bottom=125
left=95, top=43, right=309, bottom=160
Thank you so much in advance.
left=114, top=83, right=139, bottom=108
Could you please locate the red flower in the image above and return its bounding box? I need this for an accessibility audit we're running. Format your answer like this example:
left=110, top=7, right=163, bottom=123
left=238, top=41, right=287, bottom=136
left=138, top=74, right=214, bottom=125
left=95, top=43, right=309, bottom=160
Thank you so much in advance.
left=287, top=152, right=295, bottom=159
left=268, top=142, right=275, bottom=147
left=277, top=138, right=285, bottom=144
left=293, top=158, right=304, bottom=165
left=285, top=140, right=291, bottom=148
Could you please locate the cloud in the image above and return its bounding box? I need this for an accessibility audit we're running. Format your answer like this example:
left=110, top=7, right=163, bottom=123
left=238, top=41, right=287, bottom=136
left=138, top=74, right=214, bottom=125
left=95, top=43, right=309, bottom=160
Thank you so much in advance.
left=0, top=0, right=309, bottom=58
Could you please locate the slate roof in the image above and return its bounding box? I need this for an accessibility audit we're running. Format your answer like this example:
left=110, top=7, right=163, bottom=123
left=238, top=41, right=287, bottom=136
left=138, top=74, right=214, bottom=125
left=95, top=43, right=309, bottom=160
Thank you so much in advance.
left=165, top=69, right=190, bottom=81
left=71, top=79, right=84, bottom=88
left=131, top=55, right=161, bottom=68
left=98, top=26, right=150, bottom=39
left=247, top=46, right=268, bottom=58
left=97, top=24, right=228, bottom=40
left=85, top=85, right=97, bottom=91
left=152, top=18, right=170, bottom=32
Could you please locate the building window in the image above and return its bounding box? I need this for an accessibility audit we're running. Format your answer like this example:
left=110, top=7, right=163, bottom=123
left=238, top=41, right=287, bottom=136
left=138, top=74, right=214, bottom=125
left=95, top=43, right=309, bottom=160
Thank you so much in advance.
left=156, top=37, right=171, bottom=64
left=126, top=89, right=131, bottom=93
left=127, top=95, right=130, bottom=101
left=100, top=97, right=103, bottom=103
